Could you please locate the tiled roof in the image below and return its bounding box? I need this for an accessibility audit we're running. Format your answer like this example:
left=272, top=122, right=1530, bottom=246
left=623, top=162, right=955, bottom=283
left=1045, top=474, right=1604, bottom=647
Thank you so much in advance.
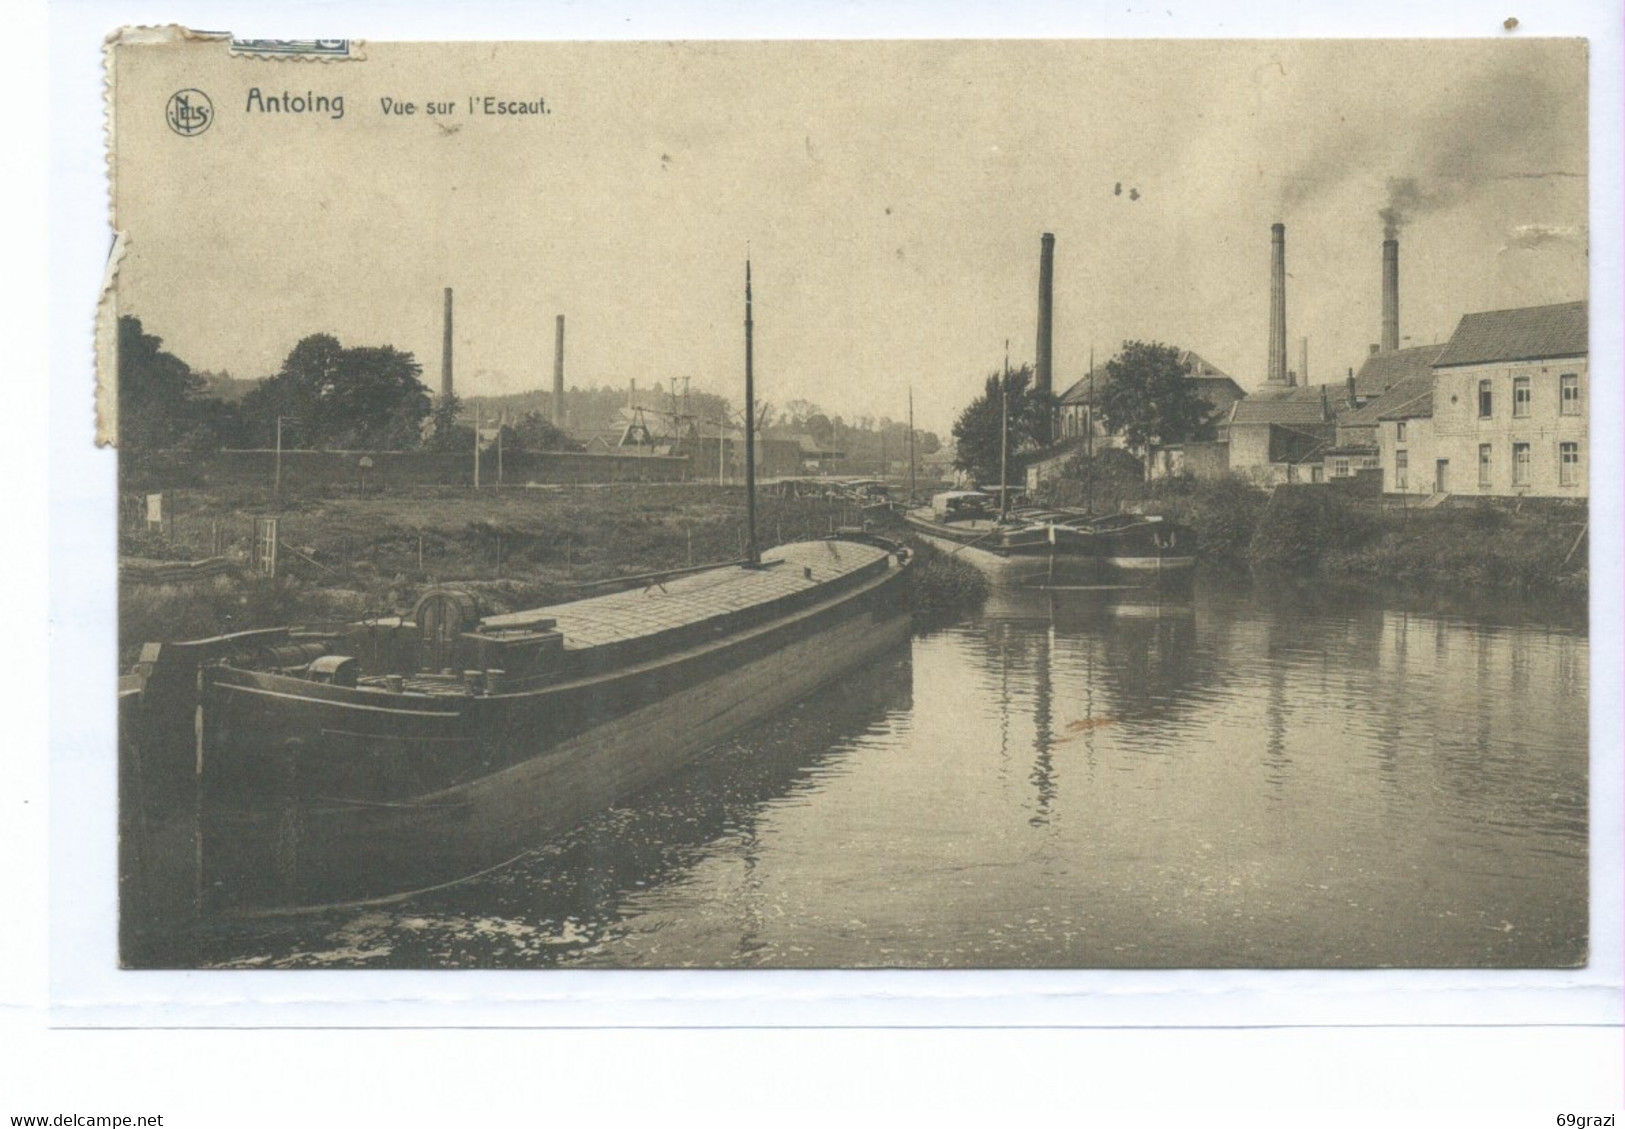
left=1230, top=395, right=1328, bottom=426
left=1058, top=351, right=1239, bottom=404
left=1376, top=385, right=1433, bottom=421
left=1176, top=350, right=1232, bottom=379
left=1340, top=372, right=1435, bottom=426
left=1433, top=301, right=1588, bottom=367
left=775, top=432, right=843, bottom=456
left=1057, top=373, right=1096, bottom=404
left=1352, top=344, right=1446, bottom=397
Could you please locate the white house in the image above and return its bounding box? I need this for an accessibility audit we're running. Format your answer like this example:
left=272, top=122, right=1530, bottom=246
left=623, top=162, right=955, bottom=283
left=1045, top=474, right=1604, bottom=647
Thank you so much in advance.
left=1406, top=301, right=1588, bottom=499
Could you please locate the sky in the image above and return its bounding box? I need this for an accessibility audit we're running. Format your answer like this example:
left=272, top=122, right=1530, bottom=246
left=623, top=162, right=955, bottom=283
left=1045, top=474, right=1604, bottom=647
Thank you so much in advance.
left=112, top=36, right=1587, bottom=436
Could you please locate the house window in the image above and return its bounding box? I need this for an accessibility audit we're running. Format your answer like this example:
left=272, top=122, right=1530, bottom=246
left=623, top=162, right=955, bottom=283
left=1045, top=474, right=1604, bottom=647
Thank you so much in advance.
left=1396, top=421, right=1407, bottom=442
left=1513, top=376, right=1531, bottom=417
left=1333, top=458, right=1350, bottom=478
left=1561, top=374, right=1581, bottom=415
left=1512, top=442, right=1531, bottom=486
left=1478, top=443, right=1492, bottom=488
left=1478, top=379, right=1494, bottom=418
left=1395, top=449, right=1408, bottom=490
left=1560, top=442, right=1580, bottom=487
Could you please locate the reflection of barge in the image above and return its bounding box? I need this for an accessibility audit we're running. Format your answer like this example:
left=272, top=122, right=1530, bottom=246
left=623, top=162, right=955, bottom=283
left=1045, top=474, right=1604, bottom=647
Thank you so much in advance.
left=123, top=535, right=912, bottom=913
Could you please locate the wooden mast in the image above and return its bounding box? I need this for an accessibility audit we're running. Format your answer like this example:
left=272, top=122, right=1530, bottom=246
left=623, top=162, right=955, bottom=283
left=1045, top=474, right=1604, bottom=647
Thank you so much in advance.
left=908, top=385, right=917, bottom=505
left=744, top=257, right=760, bottom=566
left=1086, top=344, right=1095, bottom=514
left=999, top=340, right=1010, bottom=521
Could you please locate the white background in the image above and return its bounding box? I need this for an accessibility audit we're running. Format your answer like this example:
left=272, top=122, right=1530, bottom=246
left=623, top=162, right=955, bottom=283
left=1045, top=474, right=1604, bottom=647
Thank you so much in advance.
left=10, top=0, right=1623, bottom=1120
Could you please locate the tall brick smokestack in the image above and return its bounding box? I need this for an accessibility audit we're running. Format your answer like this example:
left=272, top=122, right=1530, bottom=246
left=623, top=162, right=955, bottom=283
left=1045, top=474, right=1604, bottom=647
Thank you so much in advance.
left=1381, top=237, right=1400, bottom=353
left=1035, top=233, right=1055, bottom=442
left=1267, top=223, right=1288, bottom=386
left=552, top=315, right=566, bottom=426
left=441, top=287, right=454, bottom=401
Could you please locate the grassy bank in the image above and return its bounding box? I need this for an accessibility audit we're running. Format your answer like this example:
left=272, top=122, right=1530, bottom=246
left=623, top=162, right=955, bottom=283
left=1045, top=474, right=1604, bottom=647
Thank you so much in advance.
left=902, top=538, right=990, bottom=627
left=1037, top=453, right=1587, bottom=604
left=118, top=482, right=985, bottom=665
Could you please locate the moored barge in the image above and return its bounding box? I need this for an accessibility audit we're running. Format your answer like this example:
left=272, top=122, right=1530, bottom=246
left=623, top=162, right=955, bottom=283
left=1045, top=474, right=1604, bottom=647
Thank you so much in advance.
left=904, top=491, right=1081, bottom=586
left=123, top=534, right=912, bottom=913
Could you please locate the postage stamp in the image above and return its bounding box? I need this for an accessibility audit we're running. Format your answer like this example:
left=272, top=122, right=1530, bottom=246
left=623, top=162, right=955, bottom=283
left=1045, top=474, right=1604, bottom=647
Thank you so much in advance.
left=99, top=25, right=1603, bottom=1002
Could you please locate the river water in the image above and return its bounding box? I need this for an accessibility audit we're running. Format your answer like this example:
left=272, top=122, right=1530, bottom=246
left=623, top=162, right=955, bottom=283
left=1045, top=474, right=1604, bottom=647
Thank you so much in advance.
left=198, top=575, right=1588, bottom=969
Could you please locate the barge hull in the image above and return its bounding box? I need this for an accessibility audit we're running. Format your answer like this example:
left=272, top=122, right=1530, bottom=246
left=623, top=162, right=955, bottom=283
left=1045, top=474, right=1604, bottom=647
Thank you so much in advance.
left=200, top=564, right=909, bottom=910
left=910, top=529, right=1089, bottom=587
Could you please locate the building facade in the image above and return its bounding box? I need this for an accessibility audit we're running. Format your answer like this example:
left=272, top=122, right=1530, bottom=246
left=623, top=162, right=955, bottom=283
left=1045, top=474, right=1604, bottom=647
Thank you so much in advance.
left=1378, top=393, right=1437, bottom=496
left=1224, top=391, right=1333, bottom=485
left=1417, top=302, right=1587, bottom=500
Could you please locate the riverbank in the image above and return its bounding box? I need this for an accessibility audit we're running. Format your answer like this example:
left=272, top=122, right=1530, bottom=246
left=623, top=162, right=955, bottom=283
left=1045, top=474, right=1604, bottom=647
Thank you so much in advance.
left=1037, top=459, right=1587, bottom=605
left=118, top=483, right=967, bottom=665
left=901, top=538, right=991, bottom=626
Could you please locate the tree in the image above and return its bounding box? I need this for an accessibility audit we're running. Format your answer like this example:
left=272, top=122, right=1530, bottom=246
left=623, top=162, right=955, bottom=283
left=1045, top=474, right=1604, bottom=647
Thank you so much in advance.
left=118, top=316, right=206, bottom=448
left=506, top=410, right=580, bottom=452
left=950, top=363, right=1055, bottom=485
left=802, top=412, right=835, bottom=448
left=243, top=333, right=433, bottom=449
left=417, top=393, right=468, bottom=452
left=1097, top=341, right=1216, bottom=477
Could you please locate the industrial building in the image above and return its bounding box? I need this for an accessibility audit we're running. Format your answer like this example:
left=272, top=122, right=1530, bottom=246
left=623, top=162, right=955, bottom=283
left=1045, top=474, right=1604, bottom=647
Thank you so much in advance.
left=1381, top=301, right=1588, bottom=499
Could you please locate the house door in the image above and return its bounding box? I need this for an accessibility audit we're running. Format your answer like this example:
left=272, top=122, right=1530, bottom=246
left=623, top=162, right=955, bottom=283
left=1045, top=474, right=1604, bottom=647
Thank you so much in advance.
left=1435, top=459, right=1449, bottom=494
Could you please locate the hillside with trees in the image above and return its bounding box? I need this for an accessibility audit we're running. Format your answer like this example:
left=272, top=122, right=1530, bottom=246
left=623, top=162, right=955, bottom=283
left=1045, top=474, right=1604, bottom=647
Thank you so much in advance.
left=116, top=315, right=940, bottom=467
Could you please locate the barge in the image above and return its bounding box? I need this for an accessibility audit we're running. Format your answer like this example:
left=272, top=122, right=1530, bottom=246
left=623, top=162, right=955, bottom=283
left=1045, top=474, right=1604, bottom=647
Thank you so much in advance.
left=123, top=534, right=912, bottom=913
left=904, top=491, right=1081, bottom=586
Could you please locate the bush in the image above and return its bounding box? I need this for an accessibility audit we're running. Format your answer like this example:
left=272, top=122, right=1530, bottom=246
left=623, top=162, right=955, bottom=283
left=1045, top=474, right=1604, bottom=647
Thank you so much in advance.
left=905, top=538, right=989, bottom=624
left=1248, top=487, right=1377, bottom=568
left=1036, top=448, right=1149, bottom=511
left=1146, top=476, right=1267, bottom=564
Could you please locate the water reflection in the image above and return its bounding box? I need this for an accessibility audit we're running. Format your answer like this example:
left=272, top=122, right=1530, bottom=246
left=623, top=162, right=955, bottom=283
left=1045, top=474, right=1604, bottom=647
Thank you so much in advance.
left=199, top=643, right=915, bottom=968
left=203, top=575, right=1587, bottom=970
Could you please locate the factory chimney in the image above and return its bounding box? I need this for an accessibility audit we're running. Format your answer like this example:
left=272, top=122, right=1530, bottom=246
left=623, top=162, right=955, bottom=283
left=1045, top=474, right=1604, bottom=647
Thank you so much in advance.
left=1299, top=336, right=1309, bottom=388
left=552, top=315, right=566, bottom=426
left=1035, top=232, right=1055, bottom=443
left=1267, top=224, right=1288, bottom=386
left=1381, top=238, right=1400, bottom=353
left=441, top=287, right=454, bottom=401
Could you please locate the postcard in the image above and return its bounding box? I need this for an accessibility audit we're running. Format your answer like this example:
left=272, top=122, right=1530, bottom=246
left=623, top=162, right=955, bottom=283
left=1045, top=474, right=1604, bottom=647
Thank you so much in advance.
left=74, top=24, right=1617, bottom=1038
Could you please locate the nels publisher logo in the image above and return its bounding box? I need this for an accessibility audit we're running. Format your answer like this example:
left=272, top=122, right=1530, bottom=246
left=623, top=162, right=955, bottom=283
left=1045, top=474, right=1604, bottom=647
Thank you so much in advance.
left=165, top=89, right=213, bottom=136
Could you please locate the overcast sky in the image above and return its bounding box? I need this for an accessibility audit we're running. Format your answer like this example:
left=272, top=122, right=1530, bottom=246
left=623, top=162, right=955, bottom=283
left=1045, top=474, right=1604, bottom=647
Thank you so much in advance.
left=112, top=36, right=1587, bottom=435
